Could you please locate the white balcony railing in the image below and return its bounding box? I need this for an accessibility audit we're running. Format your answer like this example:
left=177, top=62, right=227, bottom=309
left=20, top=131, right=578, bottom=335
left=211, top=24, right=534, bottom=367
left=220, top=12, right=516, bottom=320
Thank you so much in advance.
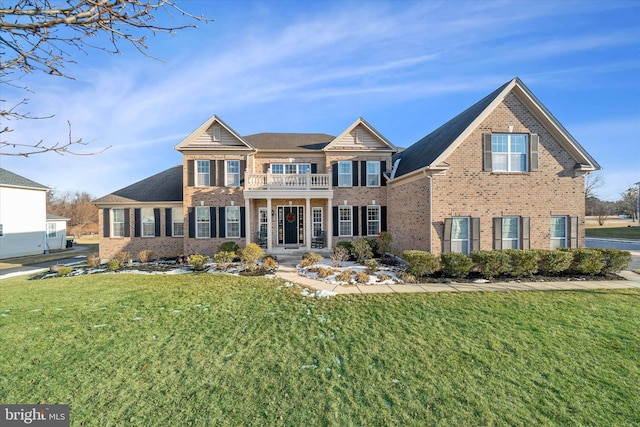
left=245, top=171, right=330, bottom=190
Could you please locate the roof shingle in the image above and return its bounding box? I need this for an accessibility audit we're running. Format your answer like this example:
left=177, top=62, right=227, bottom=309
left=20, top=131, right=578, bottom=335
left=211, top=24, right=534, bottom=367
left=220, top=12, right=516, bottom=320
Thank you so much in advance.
left=94, top=165, right=183, bottom=203
left=0, top=168, right=49, bottom=190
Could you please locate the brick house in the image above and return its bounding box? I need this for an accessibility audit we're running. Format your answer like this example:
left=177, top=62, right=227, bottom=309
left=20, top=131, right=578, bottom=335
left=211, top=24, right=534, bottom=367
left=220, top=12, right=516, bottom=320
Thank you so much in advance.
left=94, top=78, right=600, bottom=259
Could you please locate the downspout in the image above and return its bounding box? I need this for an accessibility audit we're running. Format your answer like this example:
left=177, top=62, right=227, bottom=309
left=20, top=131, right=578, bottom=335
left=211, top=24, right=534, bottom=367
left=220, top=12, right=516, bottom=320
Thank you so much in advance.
left=427, top=173, right=433, bottom=253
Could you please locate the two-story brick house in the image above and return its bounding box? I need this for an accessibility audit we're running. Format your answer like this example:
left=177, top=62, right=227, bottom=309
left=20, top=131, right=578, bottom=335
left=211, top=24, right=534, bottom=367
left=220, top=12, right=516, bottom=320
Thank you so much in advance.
left=94, top=78, right=600, bottom=259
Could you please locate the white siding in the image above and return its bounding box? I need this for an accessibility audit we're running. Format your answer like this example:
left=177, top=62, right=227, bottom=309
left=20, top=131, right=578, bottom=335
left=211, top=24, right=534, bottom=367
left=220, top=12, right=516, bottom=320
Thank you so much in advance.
left=46, top=220, right=68, bottom=251
left=0, top=186, right=47, bottom=258
left=192, top=125, right=247, bottom=147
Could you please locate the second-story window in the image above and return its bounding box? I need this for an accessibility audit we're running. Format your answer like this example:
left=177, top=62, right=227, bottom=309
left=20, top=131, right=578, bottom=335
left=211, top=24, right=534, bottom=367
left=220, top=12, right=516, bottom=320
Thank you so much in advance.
left=338, top=161, right=351, bottom=187
left=366, top=161, right=380, bottom=186
left=226, top=160, right=240, bottom=187
left=492, top=134, right=528, bottom=172
left=195, top=160, right=210, bottom=186
left=271, top=163, right=310, bottom=174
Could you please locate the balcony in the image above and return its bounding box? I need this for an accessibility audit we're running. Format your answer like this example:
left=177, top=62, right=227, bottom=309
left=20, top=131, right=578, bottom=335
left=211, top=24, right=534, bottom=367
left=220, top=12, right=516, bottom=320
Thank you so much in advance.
left=245, top=171, right=331, bottom=190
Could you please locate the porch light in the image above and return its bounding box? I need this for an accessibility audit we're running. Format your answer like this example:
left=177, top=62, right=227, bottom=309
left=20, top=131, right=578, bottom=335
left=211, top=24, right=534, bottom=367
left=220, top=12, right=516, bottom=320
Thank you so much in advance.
left=271, top=210, right=275, bottom=217
left=200, top=200, right=204, bottom=206
left=372, top=200, right=376, bottom=205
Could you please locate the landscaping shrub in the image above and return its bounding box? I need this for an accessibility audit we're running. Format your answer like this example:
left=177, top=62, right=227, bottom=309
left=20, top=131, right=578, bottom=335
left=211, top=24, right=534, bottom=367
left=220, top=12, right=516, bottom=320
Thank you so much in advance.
left=317, top=267, right=335, bottom=278
left=353, top=238, right=373, bottom=264
left=402, top=250, right=440, bottom=276
left=261, top=255, right=279, bottom=271
left=593, top=248, right=631, bottom=274
left=189, top=254, right=207, bottom=270
left=137, top=249, right=153, bottom=263
left=471, top=250, right=509, bottom=279
left=355, top=271, right=370, bottom=284
left=537, top=249, right=573, bottom=275
left=568, top=248, right=603, bottom=275
left=440, top=252, right=472, bottom=278
left=86, top=253, right=100, bottom=268
left=113, top=251, right=132, bottom=265
left=300, top=252, right=323, bottom=268
left=336, top=269, right=353, bottom=284
left=397, top=270, right=416, bottom=283
left=240, top=243, right=264, bottom=271
left=218, top=241, right=240, bottom=255
left=107, top=260, right=121, bottom=271
left=365, top=237, right=381, bottom=257
left=377, top=273, right=392, bottom=282
left=378, top=231, right=393, bottom=255
left=336, top=241, right=354, bottom=259
left=213, top=251, right=235, bottom=270
left=330, top=246, right=350, bottom=267
left=504, top=249, right=540, bottom=277
left=365, top=258, right=379, bottom=274
left=56, top=266, right=72, bottom=276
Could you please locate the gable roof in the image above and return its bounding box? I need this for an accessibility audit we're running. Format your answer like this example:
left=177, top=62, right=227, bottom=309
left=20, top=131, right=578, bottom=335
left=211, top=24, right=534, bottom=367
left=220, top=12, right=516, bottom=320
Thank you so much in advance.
left=93, top=165, right=183, bottom=204
left=0, top=168, right=49, bottom=190
left=244, top=133, right=334, bottom=151
left=393, top=77, right=601, bottom=178
left=174, top=115, right=254, bottom=151
left=324, top=117, right=397, bottom=151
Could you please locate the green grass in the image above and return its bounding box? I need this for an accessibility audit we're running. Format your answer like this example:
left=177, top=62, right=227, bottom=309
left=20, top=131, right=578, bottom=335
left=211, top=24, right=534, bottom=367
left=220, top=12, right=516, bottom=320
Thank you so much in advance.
left=1, top=274, right=639, bottom=426
left=586, top=226, right=640, bottom=239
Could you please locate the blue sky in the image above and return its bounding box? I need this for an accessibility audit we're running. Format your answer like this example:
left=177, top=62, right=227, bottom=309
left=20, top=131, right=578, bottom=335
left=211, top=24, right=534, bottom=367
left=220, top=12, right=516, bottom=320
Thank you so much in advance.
left=2, top=0, right=639, bottom=201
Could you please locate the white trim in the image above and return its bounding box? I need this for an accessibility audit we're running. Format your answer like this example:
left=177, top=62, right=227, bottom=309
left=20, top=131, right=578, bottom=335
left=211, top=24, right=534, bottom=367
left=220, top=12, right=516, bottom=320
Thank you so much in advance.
left=195, top=206, right=210, bottom=239
left=451, top=216, right=470, bottom=255
left=225, top=160, right=241, bottom=187
left=111, top=208, right=125, bottom=238
left=338, top=205, right=353, bottom=237
left=226, top=206, right=241, bottom=238
left=172, top=207, right=184, bottom=237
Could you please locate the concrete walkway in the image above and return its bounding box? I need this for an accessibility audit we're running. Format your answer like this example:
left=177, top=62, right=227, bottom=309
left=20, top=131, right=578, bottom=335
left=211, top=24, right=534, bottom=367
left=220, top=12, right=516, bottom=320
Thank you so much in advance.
left=275, top=263, right=640, bottom=295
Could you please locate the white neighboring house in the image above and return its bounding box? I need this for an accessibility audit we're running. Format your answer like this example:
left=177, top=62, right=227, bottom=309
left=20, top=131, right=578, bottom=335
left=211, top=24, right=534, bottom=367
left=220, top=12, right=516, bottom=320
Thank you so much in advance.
left=46, top=213, right=70, bottom=252
left=0, top=168, right=50, bottom=259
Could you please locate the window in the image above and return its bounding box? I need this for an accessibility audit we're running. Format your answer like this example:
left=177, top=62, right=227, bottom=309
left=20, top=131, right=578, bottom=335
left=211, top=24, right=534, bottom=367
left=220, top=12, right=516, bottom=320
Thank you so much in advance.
left=259, top=208, right=268, bottom=235
left=111, top=208, right=125, bottom=237
left=0, top=224, right=3, bottom=237
left=46, top=223, right=57, bottom=238
left=338, top=206, right=352, bottom=237
left=366, top=206, right=381, bottom=236
left=226, top=160, right=240, bottom=187
left=172, top=207, right=184, bottom=237
left=366, top=161, right=380, bottom=186
left=195, top=160, right=210, bottom=186
left=226, top=206, right=241, bottom=238
left=338, top=161, right=351, bottom=187
left=312, top=207, right=323, bottom=238
left=502, top=216, right=520, bottom=249
left=196, top=206, right=210, bottom=238
left=492, top=134, right=528, bottom=172
left=451, top=217, right=470, bottom=255
left=271, top=163, right=310, bottom=174
left=551, top=216, right=567, bottom=249
left=212, top=126, right=221, bottom=141
left=141, top=208, right=155, bottom=237
left=355, top=129, right=364, bottom=144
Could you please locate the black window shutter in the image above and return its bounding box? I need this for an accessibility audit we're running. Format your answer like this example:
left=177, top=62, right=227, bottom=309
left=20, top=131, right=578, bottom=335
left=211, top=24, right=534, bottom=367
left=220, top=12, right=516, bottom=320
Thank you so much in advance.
left=219, top=207, right=226, bottom=238
left=471, top=217, right=481, bottom=252
left=443, top=218, right=452, bottom=253
left=154, top=208, right=161, bottom=237
left=311, top=163, right=317, bottom=174
left=187, top=160, right=194, bottom=186
left=124, top=208, right=131, bottom=237
left=217, top=160, right=225, bottom=187
left=240, top=160, right=247, bottom=185
left=381, top=161, right=387, bottom=186
left=493, top=217, right=502, bottom=250
left=381, top=206, right=387, bottom=232
left=165, top=208, right=173, bottom=237
left=332, top=162, right=338, bottom=186
left=352, top=161, right=359, bottom=186
left=103, top=209, right=110, bottom=238
left=240, top=207, right=246, bottom=238
left=530, top=134, right=539, bottom=172
left=188, top=208, right=195, bottom=238
left=352, top=206, right=359, bottom=236
left=569, top=216, right=578, bottom=248
left=134, top=208, right=141, bottom=237
left=210, top=160, right=216, bottom=186
left=360, top=161, right=367, bottom=187
left=361, top=206, right=367, bottom=236
left=210, top=207, right=217, bottom=238
left=521, top=217, right=531, bottom=250
left=483, top=134, right=492, bottom=172
left=332, top=206, right=339, bottom=236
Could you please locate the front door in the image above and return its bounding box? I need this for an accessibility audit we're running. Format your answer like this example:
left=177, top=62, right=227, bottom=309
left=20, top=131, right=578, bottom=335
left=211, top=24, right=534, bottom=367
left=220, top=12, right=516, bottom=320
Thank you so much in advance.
left=283, top=206, right=300, bottom=244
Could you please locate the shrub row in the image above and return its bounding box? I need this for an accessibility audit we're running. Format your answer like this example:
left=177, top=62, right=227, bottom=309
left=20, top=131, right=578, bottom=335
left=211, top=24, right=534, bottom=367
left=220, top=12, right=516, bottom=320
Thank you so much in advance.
left=402, top=248, right=631, bottom=280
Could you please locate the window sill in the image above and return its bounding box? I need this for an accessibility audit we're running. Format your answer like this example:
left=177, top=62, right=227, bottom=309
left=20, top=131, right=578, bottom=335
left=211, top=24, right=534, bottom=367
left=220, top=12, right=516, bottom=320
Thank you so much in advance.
left=490, top=171, right=530, bottom=175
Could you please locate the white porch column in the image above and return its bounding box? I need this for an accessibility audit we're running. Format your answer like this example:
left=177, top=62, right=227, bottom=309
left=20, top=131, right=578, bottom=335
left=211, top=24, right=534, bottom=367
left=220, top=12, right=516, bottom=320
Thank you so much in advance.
left=245, top=198, right=251, bottom=244
left=305, top=197, right=311, bottom=251
left=327, top=197, right=333, bottom=248
left=266, top=198, right=273, bottom=250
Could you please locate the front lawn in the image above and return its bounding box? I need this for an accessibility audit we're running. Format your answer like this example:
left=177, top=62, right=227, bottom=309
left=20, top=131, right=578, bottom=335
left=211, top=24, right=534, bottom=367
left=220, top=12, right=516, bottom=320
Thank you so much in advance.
left=586, top=226, right=640, bottom=240
left=1, top=274, right=639, bottom=426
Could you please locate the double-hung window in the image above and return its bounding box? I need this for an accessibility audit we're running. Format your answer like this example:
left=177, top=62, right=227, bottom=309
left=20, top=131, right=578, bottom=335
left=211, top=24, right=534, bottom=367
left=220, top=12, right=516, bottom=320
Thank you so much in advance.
left=501, top=216, right=520, bottom=249
left=367, top=206, right=381, bottom=236
left=312, top=207, right=323, bottom=238
left=226, top=206, right=241, bottom=238
left=451, top=217, right=470, bottom=254
left=338, top=206, right=352, bottom=237
left=338, top=161, right=352, bottom=187
left=172, top=207, right=184, bottom=237
left=195, top=160, right=210, bottom=186
left=46, top=223, right=57, bottom=238
left=258, top=208, right=268, bottom=235
left=112, top=208, right=125, bottom=237
left=366, top=161, right=380, bottom=186
left=142, top=208, right=155, bottom=237
left=492, top=134, right=528, bottom=172
left=226, top=160, right=240, bottom=187
left=195, top=206, right=210, bottom=238
left=550, top=216, right=567, bottom=249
